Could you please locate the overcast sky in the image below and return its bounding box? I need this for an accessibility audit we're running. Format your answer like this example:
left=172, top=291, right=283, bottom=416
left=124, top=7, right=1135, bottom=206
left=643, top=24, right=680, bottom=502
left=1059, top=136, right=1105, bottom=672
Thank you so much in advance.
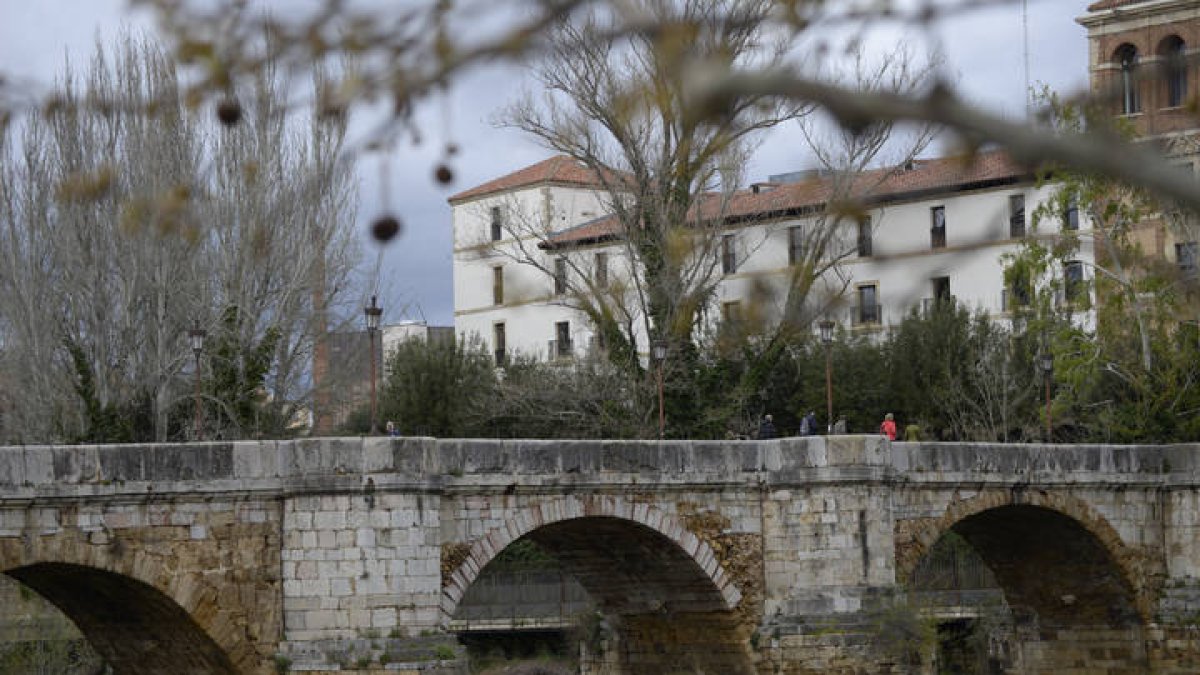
left=0, top=0, right=1089, bottom=327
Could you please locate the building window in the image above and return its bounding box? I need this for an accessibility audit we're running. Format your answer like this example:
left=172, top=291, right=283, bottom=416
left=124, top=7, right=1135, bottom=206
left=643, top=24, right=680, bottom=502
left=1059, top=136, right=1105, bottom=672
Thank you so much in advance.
left=855, top=284, right=880, bottom=325
left=493, top=323, right=506, bottom=366
left=1064, top=196, right=1080, bottom=231
left=721, top=301, right=742, bottom=331
left=1178, top=241, right=1198, bottom=276
left=490, top=206, right=503, bottom=241
left=788, top=226, right=804, bottom=266
left=1009, top=194, right=1025, bottom=238
left=721, top=234, right=737, bottom=274
left=930, top=206, right=946, bottom=249
left=856, top=216, right=872, bottom=257
left=935, top=275, right=951, bottom=304
left=1064, top=261, right=1085, bottom=303
left=1162, top=36, right=1187, bottom=108
left=492, top=266, right=504, bottom=305
left=554, top=257, right=567, bottom=296
left=554, top=321, right=572, bottom=358
left=923, top=277, right=951, bottom=314
left=1117, top=44, right=1140, bottom=115
left=595, top=252, right=608, bottom=289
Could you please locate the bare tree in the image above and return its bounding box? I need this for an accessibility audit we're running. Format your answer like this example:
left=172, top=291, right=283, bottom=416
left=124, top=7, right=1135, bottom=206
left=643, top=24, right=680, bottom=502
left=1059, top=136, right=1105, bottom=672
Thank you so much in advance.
left=0, top=38, right=205, bottom=442
left=201, top=65, right=359, bottom=438
left=498, top=0, right=802, bottom=358
left=466, top=0, right=802, bottom=433
left=0, top=36, right=358, bottom=443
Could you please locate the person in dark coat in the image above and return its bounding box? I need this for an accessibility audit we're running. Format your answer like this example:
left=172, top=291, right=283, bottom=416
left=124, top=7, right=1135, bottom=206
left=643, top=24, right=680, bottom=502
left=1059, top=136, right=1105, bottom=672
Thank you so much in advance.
left=757, top=414, right=778, bottom=439
left=799, top=410, right=818, bottom=436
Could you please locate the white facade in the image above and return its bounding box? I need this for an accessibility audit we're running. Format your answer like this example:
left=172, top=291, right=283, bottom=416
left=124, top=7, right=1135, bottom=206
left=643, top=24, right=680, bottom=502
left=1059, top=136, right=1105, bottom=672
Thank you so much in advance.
left=380, top=321, right=452, bottom=360
left=450, top=154, right=1096, bottom=363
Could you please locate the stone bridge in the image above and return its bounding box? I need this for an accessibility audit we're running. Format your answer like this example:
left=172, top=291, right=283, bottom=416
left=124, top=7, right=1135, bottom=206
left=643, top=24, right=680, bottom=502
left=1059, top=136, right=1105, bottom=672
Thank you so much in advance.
left=0, top=435, right=1198, bottom=674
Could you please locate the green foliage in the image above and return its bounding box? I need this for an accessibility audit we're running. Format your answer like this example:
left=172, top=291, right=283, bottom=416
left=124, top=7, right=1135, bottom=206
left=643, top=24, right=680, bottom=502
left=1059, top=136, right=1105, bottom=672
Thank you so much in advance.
left=469, top=353, right=645, bottom=439
left=868, top=599, right=936, bottom=666
left=999, top=87, right=1200, bottom=443
left=64, top=336, right=158, bottom=443
left=887, top=302, right=973, bottom=432
left=489, top=539, right=559, bottom=571
left=886, top=303, right=1044, bottom=441
left=206, top=305, right=284, bottom=438
left=689, top=325, right=892, bottom=439
left=433, top=644, right=457, bottom=660
left=377, top=334, right=496, bottom=438
left=364, top=292, right=1196, bottom=442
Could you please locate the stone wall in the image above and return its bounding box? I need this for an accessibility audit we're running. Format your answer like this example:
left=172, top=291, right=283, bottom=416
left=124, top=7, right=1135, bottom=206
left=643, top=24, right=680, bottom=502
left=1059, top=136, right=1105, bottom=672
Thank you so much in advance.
left=280, top=493, right=442, bottom=643
left=0, top=498, right=281, bottom=674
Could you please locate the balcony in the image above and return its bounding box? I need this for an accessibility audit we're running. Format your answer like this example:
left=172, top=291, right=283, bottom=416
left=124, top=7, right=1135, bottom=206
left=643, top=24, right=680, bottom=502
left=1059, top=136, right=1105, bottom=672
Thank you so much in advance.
left=852, top=304, right=882, bottom=326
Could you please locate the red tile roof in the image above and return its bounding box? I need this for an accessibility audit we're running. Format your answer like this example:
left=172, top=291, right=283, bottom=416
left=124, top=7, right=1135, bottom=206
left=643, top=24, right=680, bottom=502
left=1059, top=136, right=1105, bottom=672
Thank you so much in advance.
left=540, top=150, right=1034, bottom=248
left=447, top=155, right=625, bottom=203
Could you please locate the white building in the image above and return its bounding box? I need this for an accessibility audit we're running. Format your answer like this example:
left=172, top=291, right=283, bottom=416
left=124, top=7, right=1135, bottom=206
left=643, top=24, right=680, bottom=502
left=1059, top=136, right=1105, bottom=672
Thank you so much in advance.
left=449, top=151, right=1095, bottom=364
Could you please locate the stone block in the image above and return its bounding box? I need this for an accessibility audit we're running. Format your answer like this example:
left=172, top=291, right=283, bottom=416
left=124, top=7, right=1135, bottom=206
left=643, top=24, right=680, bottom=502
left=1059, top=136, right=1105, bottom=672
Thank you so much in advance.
left=330, top=578, right=353, bottom=597
left=371, top=607, right=397, bottom=628
left=313, top=511, right=346, bottom=530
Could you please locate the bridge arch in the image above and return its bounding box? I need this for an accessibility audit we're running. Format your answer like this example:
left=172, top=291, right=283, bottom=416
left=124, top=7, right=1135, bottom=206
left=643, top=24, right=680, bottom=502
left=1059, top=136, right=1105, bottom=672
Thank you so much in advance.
left=0, top=515, right=276, bottom=674
left=442, top=495, right=754, bottom=674
left=898, top=489, right=1153, bottom=627
left=441, top=495, right=742, bottom=621
left=6, top=563, right=238, bottom=674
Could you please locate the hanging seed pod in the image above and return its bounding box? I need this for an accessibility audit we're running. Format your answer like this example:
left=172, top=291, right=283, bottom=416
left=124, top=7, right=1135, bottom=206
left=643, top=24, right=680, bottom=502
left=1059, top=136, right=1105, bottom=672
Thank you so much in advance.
left=371, top=214, right=402, bottom=243
left=216, top=98, right=242, bottom=126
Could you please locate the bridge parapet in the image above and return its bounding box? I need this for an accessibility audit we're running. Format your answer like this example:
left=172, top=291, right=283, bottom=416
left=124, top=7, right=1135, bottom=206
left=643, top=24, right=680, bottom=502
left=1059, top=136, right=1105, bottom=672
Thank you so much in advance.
left=892, top=441, right=1199, bottom=485
left=0, top=435, right=899, bottom=500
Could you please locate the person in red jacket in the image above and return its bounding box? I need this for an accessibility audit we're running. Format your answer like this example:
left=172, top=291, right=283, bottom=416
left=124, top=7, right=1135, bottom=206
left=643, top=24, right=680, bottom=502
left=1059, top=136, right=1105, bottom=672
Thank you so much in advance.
left=879, top=412, right=897, bottom=440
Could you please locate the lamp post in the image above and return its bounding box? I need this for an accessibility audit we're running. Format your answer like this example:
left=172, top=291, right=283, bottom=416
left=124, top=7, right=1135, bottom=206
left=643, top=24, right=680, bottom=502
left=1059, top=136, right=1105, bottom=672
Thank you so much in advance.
left=819, top=319, right=835, bottom=433
left=364, top=295, right=383, bottom=435
left=1039, top=352, right=1054, bottom=442
left=651, top=339, right=668, bottom=439
left=188, top=325, right=206, bottom=440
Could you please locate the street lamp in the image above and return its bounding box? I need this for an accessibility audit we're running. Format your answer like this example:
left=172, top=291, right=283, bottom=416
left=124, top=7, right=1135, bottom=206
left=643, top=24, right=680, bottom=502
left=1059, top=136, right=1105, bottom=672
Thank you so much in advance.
left=188, top=325, right=206, bottom=440
left=364, top=295, right=383, bottom=435
left=651, top=339, right=668, bottom=439
left=1039, top=352, right=1054, bottom=442
left=819, top=319, right=835, bottom=434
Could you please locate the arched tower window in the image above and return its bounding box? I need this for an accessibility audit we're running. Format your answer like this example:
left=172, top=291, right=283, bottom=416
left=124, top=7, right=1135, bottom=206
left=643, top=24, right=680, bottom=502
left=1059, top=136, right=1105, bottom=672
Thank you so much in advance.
left=1160, top=35, right=1187, bottom=108
left=1116, top=43, right=1140, bottom=114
